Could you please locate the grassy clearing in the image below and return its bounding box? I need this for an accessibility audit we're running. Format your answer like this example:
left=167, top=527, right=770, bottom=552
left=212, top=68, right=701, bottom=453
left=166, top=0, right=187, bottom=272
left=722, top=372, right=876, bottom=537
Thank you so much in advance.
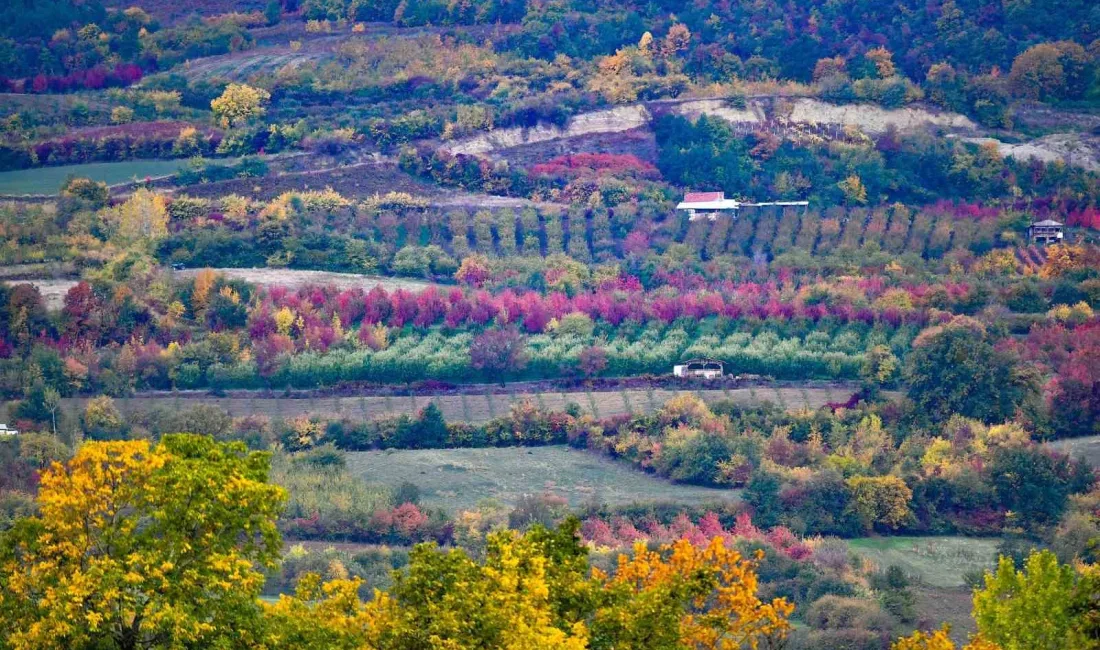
left=1047, top=435, right=1100, bottom=467
left=847, top=536, right=1000, bottom=588
left=0, top=160, right=191, bottom=195
left=345, top=446, right=740, bottom=513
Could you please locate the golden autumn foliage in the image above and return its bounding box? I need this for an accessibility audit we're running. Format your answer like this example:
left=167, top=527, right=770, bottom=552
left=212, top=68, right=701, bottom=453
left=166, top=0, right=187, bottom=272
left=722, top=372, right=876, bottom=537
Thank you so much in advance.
left=600, top=538, right=794, bottom=649
left=1040, top=244, right=1098, bottom=279
left=0, top=435, right=792, bottom=650
left=210, top=83, right=271, bottom=128
left=893, top=626, right=1001, bottom=650
left=0, top=435, right=286, bottom=650
left=190, top=267, right=218, bottom=315
left=100, top=188, right=169, bottom=245
left=846, top=474, right=914, bottom=530
left=838, top=174, right=869, bottom=204
left=262, top=520, right=792, bottom=650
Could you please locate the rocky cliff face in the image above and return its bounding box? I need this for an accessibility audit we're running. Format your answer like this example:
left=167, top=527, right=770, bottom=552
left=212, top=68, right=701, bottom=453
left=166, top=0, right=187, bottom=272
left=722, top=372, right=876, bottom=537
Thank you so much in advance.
left=445, top=105, right=651, bottom=156
left=443, top=96, right=1096, bottom=172
left=785, top=98, right=977, bottom=133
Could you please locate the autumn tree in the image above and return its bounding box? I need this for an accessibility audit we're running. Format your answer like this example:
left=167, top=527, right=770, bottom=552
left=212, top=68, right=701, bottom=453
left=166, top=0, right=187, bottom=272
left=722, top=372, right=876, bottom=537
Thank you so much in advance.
left=470, top=326, right=527, bottom=382
left=0, top=435, right=286, bottom=650
left=903, top=317, right=1039, bottom=423
left=846, top=475, right=913, bottom=531
left=578, top=345, right=607, bottom=380
left=211, top=83, right=271, bottom=128
left=813, top=56, right=848, bottom=81
left=973, top=550, right=1084, bottom=650
left=100, top=188, right=169, bottom=245
left=865, top=47, right=897, bottom=78
left=838, top=174, right=868, bottom=204
left=893, top=550, right=1100, bottom=650
left=60, top=176, right=109, bottom=208
left=600, top=536, right=794, bottom=647
left=892, top=627, right=999, bottom=650
left=264, top=519, right=793, bottom=650
left=190, top=267, right=218, bottom=316
left=1009, top=41, right=1092, bottom=101
left=662, top=23, right=691, bottom=56
left=455, top=253, right=492, bottom=287
left=82, top=394, right=126, bottom=440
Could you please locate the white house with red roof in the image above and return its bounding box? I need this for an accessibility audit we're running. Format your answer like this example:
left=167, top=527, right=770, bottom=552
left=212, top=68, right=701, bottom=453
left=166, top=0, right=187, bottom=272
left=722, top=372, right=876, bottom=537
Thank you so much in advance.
left=675, top=191, right=808, bottom=221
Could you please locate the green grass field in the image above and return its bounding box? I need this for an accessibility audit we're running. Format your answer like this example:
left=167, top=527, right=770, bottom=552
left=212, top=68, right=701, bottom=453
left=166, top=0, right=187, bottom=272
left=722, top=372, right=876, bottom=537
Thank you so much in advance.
left=847, top=536, right=1001, bottom=588
left=345, top=446, right=740, bottom=513
left=0, top=160, right=189, bottom=195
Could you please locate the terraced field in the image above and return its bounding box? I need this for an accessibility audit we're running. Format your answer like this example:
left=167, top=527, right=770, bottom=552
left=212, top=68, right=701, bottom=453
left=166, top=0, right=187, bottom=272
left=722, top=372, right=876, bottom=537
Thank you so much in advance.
left=57, top=385, right=861, bottom=423
left=181, top=47, right=334, bottom=81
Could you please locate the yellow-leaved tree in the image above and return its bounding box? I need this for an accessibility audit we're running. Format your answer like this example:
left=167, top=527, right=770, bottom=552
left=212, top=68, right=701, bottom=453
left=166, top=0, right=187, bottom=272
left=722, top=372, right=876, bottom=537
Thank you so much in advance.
left=0, top=435, right=286, bottom=650
left=598, top=537, right=794, bottom=648
left=846, top=475, right=914, bottom=531
left=211, top=83, right=271, bottom=128
left=100, top=188, right=169, bottom=245
left=891, top=549, right=1100, bottom=650
left=1, top=441, right=792, bottom=650
left=263, top=519, right=793, bottom=650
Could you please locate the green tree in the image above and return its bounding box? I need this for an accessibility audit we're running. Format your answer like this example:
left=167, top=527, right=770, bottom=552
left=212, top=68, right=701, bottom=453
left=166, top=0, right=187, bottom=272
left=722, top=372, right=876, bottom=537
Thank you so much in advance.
left=903, top=317, right=1038, bottom=423
left=988, top=446, right=1078, bottom=528
left=391, top=246, right=432, bottom=277
left=846, top=475, right=913, bottom=531
left=876, top=565, right=916, bottom=623
left=861, top=344, right=899, bottom=392
left=744, top=471, right=783, bottom=528
left=0, top=435, right=286, bottom=650
left=973, top=550, right=1080, bottom=650
left=265, top=0, right=282, bottom=25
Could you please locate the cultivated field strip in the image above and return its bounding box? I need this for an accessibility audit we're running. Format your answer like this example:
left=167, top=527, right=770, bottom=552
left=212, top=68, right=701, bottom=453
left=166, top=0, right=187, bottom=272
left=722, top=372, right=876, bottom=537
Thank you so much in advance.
left=59, top=386, right=855, bottom=423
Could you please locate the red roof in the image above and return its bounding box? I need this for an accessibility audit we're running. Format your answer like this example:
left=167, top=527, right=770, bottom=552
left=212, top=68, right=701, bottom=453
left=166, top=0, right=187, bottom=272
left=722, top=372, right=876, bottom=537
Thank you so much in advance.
left=683, top=191, right=724, bottom=202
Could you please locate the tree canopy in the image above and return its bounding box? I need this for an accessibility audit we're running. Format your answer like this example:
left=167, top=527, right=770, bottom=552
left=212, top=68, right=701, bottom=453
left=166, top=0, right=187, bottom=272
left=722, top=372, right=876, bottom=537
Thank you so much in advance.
left=0, top=435, right=286, bottom=650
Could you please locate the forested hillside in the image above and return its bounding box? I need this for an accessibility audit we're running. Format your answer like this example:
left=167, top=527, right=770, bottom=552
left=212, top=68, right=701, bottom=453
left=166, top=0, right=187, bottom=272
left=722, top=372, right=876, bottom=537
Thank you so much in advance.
left=2, top=1, right=1100, bottom=648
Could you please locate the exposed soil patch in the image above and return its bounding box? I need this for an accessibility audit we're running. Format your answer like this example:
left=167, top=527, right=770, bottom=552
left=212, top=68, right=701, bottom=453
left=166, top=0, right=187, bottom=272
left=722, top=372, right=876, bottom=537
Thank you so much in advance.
left=1014, top=103, right=1100, bottom=134
left=500, top=127, right=658, bottom=168
left=1048, top=435, right=1100, bottom=467
left=102, top=0, right=268, bottom=23
left=962, top=133, right=1100, bottom=172
left=173, top=267, right=433, bottom=292
left=2, top=279, right=78, bottom=310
